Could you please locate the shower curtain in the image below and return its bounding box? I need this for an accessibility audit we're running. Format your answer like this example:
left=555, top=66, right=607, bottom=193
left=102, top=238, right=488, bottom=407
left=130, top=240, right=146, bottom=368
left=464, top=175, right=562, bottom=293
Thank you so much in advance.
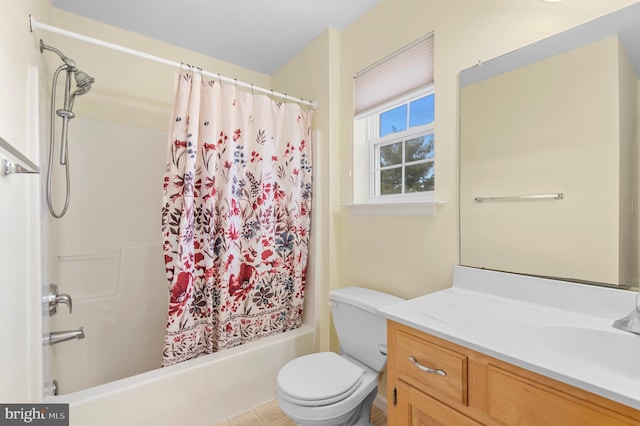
left=161, top=71, right=313, bottom=367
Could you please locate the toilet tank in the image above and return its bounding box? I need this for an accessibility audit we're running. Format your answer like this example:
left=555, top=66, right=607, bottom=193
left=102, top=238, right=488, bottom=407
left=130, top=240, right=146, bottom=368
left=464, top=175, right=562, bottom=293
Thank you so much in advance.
left=329, top=287, right=404, bottom=372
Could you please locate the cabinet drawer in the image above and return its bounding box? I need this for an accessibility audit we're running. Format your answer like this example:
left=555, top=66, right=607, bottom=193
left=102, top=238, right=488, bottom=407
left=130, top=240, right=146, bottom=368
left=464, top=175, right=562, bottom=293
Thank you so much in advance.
left=396, top=329, right=468, bottom=405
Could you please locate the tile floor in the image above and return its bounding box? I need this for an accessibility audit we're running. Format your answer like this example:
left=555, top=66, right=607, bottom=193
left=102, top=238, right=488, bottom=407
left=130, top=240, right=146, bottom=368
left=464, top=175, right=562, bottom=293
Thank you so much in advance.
left=214, top=399, right=387, bottom=426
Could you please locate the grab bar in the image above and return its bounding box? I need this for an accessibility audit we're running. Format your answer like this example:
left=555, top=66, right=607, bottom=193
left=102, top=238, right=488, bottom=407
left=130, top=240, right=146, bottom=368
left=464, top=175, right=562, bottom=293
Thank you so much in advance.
left=0, top=136, right=39, bottom=176
left=474, top=193, right=563, bottom=203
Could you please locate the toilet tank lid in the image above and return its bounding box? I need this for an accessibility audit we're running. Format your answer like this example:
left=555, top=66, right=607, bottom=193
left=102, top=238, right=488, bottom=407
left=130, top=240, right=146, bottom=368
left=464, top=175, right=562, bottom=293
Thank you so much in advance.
left=329, top=287, right=404, bottom=314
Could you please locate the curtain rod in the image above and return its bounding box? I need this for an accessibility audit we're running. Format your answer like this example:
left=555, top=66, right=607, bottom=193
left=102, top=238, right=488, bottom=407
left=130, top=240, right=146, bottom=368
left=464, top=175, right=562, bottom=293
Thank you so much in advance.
left=29, top=15, right=318, bottom=110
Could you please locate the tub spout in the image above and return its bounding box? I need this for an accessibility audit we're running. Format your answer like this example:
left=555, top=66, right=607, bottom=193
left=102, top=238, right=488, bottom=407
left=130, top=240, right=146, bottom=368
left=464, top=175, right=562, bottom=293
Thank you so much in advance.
left=46, top=327, right=85, bottom=345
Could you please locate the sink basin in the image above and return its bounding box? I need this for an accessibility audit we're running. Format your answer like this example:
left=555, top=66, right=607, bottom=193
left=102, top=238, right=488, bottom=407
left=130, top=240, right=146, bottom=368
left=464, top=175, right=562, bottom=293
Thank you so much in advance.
left=534, top=325, right=640, bottom=378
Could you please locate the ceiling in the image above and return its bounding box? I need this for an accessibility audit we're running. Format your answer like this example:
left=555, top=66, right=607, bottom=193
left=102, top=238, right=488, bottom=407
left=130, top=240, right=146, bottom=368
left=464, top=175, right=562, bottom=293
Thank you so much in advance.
left=51, top=0, right=380, bottom=75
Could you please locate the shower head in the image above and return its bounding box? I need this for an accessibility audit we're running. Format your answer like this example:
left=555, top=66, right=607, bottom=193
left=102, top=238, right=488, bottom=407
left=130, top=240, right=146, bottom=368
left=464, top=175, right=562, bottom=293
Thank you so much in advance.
left=73, top=70, right=95, bottom=95
left=68, top=70, right=95, bottom=110
left=74, top=70, right=95, bottom=89
left=39, top=39, right=95, bottom=95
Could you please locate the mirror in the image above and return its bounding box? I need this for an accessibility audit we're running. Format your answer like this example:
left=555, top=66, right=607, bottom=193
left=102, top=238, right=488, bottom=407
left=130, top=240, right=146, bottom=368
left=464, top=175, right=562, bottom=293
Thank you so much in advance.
left=459, top=3, right=640, bottom=289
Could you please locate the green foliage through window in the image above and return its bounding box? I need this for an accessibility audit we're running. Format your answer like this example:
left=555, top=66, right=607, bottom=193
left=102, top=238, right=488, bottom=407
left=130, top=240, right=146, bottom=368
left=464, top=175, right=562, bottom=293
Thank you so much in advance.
left=373, top=93, right=435, bottom=198
left=377, top=134, right=434, bottom=195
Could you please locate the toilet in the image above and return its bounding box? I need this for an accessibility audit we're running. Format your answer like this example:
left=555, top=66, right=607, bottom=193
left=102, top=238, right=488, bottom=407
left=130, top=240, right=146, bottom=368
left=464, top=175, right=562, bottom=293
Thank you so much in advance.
left=277, top=287, right=404, bottom=425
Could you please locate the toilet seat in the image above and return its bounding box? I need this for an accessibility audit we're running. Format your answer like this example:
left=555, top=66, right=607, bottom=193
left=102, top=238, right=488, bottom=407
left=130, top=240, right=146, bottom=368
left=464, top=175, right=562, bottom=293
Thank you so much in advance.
left=277, top=352, right=365, bottom=406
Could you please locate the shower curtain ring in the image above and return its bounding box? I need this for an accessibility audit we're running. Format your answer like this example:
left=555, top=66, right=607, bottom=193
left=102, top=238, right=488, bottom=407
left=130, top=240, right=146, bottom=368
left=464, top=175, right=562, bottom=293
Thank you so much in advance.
left=181, top=63, right=193, bottom=75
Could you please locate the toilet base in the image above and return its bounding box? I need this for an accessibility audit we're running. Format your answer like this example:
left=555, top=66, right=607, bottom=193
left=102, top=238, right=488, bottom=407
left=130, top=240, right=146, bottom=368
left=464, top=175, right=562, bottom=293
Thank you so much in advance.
left=351, top=386, right=377, bottom=426
left=278, top=385, right=378, bottom=426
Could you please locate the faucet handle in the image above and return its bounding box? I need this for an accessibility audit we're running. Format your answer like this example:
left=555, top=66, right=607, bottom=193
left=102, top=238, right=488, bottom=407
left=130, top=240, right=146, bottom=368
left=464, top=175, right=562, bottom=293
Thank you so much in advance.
left=43, top=284, right=73, bottom=316
left=56, top=293, right=72, bottom=314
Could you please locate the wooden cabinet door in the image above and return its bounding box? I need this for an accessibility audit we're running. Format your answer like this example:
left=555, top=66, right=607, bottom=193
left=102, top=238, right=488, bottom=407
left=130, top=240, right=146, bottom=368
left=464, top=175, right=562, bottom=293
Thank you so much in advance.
left=395, top=382, right=482, bottom=426
left=487, top=366, right=640, bottom=426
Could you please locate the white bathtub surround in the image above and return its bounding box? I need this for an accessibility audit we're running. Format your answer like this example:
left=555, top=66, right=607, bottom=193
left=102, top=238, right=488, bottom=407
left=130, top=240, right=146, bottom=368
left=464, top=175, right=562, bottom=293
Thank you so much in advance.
left=380, top=266, right=640, bottom=410
left=47, top=244, right=168, bottom=394
left=44, top=118, right=169, bottom=394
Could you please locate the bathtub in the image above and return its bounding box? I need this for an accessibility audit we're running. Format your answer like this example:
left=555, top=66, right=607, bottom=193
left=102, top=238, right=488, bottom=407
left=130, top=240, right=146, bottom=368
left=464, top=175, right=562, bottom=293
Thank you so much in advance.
left=47, top=325, right=315, bottom=425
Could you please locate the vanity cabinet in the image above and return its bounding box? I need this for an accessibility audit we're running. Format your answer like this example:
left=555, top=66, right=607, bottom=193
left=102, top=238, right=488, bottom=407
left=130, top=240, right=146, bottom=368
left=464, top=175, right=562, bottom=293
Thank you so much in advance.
left=387, top=321, right=640, bottom=425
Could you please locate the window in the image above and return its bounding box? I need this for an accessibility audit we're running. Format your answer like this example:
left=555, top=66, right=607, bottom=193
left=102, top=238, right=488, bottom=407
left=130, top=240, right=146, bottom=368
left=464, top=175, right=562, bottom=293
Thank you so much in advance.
left=353, top=34, right=437, bottom=210
left=372, top=93, right=434, bottom=199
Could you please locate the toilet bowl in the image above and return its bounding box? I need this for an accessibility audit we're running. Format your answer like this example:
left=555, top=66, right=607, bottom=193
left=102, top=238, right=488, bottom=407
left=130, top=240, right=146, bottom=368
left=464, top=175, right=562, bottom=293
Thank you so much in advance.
left=277, top=352, right=378, bottom=425
left=276, top=287, right=404, bottom=426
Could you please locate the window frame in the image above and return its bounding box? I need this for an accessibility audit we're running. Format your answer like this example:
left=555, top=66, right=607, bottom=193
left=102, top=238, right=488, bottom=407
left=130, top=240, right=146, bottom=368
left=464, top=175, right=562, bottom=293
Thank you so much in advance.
left=364, top=86, right=435, bottom=203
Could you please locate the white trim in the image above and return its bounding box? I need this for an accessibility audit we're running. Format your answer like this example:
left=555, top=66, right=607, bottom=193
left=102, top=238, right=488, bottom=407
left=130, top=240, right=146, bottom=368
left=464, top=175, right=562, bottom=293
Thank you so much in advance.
left=365, top=91, right=435, bottom=200
left=355, top=85, right=434, bottom=120
left=369, top=189, right=436, bottom=204
left=373, top=392, right=388, bottom=413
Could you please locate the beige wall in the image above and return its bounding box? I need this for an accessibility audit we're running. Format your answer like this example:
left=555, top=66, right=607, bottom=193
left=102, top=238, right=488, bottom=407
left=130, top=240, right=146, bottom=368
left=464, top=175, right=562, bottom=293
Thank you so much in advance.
left=272, top=29, right=341, bottom=352
left=337, top=0, right=640, bottom=304
left=269, top=0, right=640, bottom=368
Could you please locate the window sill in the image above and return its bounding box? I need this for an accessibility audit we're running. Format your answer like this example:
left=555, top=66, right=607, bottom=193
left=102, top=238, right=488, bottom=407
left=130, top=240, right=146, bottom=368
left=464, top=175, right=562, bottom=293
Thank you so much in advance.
left=342, top=200, right=446, bottom=216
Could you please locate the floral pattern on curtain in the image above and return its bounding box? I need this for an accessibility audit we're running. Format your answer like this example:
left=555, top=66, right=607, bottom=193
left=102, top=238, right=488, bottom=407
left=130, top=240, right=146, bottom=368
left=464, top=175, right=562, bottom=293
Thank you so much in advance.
left=161, top=71, right=313, bottom=367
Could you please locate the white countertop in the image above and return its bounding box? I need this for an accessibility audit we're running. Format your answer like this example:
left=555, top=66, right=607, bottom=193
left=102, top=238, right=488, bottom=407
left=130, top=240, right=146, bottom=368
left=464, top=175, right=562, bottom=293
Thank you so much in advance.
left=379, top=266, right=640, bottom=410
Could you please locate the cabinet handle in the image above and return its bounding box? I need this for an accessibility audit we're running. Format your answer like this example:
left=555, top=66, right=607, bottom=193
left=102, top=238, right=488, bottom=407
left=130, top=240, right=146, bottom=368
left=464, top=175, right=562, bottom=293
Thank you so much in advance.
left=408, top=356, right=447, bottom=376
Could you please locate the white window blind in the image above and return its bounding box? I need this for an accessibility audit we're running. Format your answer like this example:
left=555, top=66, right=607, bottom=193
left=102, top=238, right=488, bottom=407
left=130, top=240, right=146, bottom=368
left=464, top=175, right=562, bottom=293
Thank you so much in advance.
left=354, top=34, right=434, bottom=117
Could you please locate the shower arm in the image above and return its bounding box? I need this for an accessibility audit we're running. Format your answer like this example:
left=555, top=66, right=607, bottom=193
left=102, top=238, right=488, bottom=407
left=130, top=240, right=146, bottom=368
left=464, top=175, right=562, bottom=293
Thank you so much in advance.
left=40, top=39, right=75, bottom=68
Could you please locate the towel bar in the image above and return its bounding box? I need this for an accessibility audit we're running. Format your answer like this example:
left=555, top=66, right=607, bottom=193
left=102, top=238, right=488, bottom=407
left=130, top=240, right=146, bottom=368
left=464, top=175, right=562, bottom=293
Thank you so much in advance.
left=474, top=193, right=563, bottom=203
left=0, top=136, right=39, bottom=176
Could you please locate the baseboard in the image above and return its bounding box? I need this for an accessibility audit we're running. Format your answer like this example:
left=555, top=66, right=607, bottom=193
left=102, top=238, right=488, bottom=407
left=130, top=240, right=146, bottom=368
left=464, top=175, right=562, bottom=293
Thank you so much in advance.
left=373, top=393, right=387, bottom=413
